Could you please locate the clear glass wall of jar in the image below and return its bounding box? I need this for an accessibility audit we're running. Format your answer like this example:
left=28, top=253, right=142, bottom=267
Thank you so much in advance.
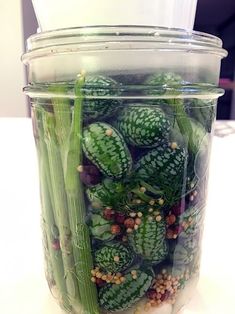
left=23, top=26, right=227, bottom=314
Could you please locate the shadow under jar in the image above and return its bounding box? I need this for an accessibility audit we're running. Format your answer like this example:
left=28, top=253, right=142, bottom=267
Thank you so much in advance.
left=22, top=26, right=227, bottom=314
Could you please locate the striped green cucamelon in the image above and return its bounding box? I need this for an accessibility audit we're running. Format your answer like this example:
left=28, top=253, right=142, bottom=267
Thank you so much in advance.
left=169, top=243, right=194, bottom=265
left=83, top=122, right=132, bottom=178
left=83, top=75, right=121, bottom=120
left=191, top=120, right=210, bottom=179
left=177, top=231, right=200, bottom=253
left=185, top=98, right=216, bottom=133
left=116, top=105, right=170, bottom=147
left=135, top=145, right=187, bottom=190
left=180, top=205, right=204, bottom=237
left=145, top=72, right=183, bottom=89
left=128, top=216, right=168, bottom=263
left=86, top=178, right=126, bottom=207
left=99, top=268, right=153, bottom=311
left=169, top=207, right=203, bottom=266
left=89, top=213, right=115, bottom=241
left=94, top=242, right=135, bottom=273
left=144, top=72, right=182, bottom=109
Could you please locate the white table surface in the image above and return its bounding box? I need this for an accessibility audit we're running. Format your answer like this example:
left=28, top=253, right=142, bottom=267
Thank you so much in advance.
left=0, top=118, right=235, bottom=314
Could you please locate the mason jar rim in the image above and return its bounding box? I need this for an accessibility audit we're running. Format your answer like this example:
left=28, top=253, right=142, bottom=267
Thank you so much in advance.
left=24, top=81, right=224, bottom=101
left=22, top=25, right=227, bottom=63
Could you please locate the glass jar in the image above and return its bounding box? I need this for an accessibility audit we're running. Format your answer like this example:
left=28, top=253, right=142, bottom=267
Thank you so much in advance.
left=22, top=27, right=227, bottom=314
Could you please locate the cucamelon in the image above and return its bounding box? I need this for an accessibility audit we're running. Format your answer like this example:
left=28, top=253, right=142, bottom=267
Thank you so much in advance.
left=89, top=213, right=114, bottom=241
left=99, top=268, right=153, bottom=311
left=169, top=243, right=194, bottom=265
left=94, top=242, right=135, bottom=273
left=86, top=178, right=125, bottom=207
left=83, top=75, right=121, bottom=120
left=135, top=146, right=187, bottom=181
left=128, top=216, right=168, bottom=263
left=145, top=72, right=183, bottom=89
left=83, top=122, right=132, bottom=178
left=180, top=205, right=204, bottom=237
left=116, top=105, right=170, bottom=147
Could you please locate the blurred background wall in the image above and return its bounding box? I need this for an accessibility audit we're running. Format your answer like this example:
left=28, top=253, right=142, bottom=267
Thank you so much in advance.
left=0, top=0, right=235, bottom=118
left=0, top=1, right=29, bottom=116
left=195, top=0, right=235, bottom=120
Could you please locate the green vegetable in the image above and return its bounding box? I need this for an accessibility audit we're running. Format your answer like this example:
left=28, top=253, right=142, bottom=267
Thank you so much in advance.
left=135, top=145, right=187, bottom=201
left=179, top=205, right=204, bottom=237
left=145, top=73, right=200, bottom=154
left=128, top=216, right=168, bottom=263
left=177, top=231, right=200, bottom=253
left=86, top=178, right=126, bottom=207
left=178, top=119, right=210, bottom=181
left=165, top=264, right=189, bottom=279
left=83, top=75, right=121, bottom=120
left=191, top=123, right=211, bottom=179
left=42, top=111, right=82, bottom=310
left=83, top=122, right=132, bottom=178
left=42, top=224, right=55, bottom=290
left=64, top=76, right=99, bottom=314
left=116, top=105, right=170, bottom=147
left=169, top=120, right=187, bottom=148
left=89, top=213, right=115, bottom=241
left=169, top=243, right=194, bottom=265
left=185, top=98, right=216, bottom=133
left=94, top=242, right=135, bottom=273
left=32, top=71, right=212, bottom=313
left=48, top=84, right=71, bottom=170
left=44, top=76, right=100, bottom=313
left=145, top=72, right=183, bottom=96
left=99, top=268, right=153, bottom=311
left=35, top=108, right=71, bottom=311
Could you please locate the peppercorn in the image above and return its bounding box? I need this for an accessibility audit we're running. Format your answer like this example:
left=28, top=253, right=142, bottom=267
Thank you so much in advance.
left=124, top=218, right=135, bottom=229
left=147, top=290, right=157, bottom=300
left=113, top=256, right=120, bottom=262
left=105, top=129, right=113, bottom=136
left=103, top=207, right=115, bottom=220
left=139, top=186, right=146, bottom=193
left=129, top=212, right=137, bottom=218
left=111, top=224, right=121, bottom=234
left=171, top=142, right=178, bottom=150
left=115, top=212, right=126, bottom=224
left=77, top=165, right=83, bottom=173
left=166, top=214, right=176, bottom=225
left=156, top=215, right=162, bottom=222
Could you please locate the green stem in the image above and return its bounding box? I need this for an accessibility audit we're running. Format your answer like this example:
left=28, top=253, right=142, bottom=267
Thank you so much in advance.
left=131, top=188, right=152, bottom=203
left=35, top=108, right=71, bottom=311
left=41, top=217, right=55, bottom=290
left=192, top=107, right=206, bottom=127
left=172, top=99, right=196, bottom=154
left=42, top=110, right=81, bottom=311
left=64, top=74, right=99, bottom=314
left=41, top=168, right=72, bottom=312
left=140, top=181, right=164, bottom=196
left=50, top=85, right=71, bottom=170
